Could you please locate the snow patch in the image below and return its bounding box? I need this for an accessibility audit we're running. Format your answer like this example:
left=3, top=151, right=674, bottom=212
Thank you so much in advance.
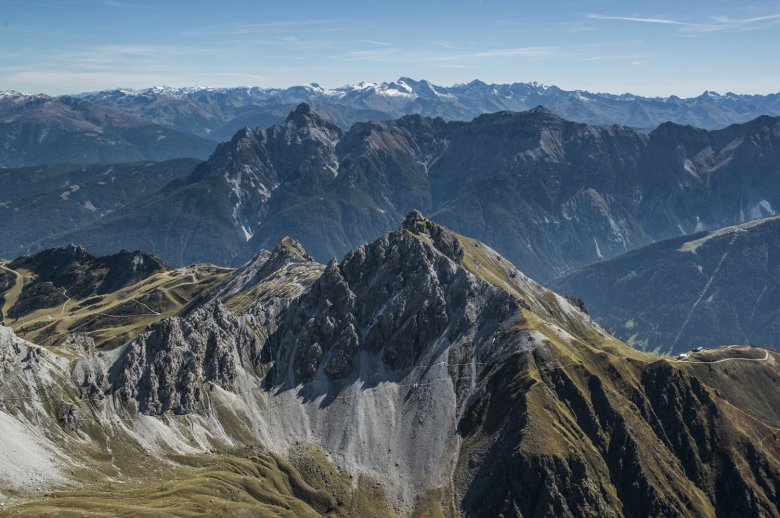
left=694, top=216, right=704, bottom=232
left=748, top=200, right=776, bottom=220
left=593, top=237, right=603, bottom=259
left=683, top=159, right=699, bottom=178
left=240, top=225, right=253, bottom=241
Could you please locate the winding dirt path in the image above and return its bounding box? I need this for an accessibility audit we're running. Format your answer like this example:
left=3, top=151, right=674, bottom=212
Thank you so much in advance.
left=675, top=349, right=769, bottom=364
left=0, top=261, right=24, bottom=319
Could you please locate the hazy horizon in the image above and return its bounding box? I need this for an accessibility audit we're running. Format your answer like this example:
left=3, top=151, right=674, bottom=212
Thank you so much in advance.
left=2, top=0, right=779, bottom=97
left=5, top=76, right=779, bottom=99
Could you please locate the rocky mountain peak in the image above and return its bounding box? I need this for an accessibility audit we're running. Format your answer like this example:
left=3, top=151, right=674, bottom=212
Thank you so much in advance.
left=187, top=125, right=269, bottom=183
left=400, top=210, right=466, bottom=262
left=527, top=104, right=553, bottom=115
left=203, top=237, right=323, bottom=316
left=275, top=236, right=313, bottom=262
left=97, top=249, right=166, bottom=293
left=231, top=125, right=264, bottom=145
left=267, top=215, right=520, bottom=386
left=6, top=218, right=775, bottom=517
left=113, top=249, right=165, bottom=269
left=283, top=102, right=341, bottom=134
left=62, top=243, right=91, bottom=260
left=10, top=244, right=94, bottom=277
left=471, top=104, right=563, bottom=130
left=290, top=102, right=314, bottom=117
left=401, top=208, right=426, bottom=230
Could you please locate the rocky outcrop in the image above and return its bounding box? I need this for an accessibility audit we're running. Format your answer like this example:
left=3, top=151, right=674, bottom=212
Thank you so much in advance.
left=268, top=212, right=518, bottom=390
left=112, top=303, right=262, bottom=414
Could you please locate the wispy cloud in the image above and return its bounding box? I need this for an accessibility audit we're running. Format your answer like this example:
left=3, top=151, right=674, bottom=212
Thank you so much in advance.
left=357, top=39, right=394, bottom=47
left=709, top=12, right=780, bottom=31
left=432, top=40, right=457, bottom=49
left=344, top=48, right=403, bottom=63
left=431, top=63, right=479, bottom=69
left=344, top=46, right=555, bottom=64
left=713, top=13, right=780, bottom=25
left=587, top=11, right=780, bottom=33
left=466, top=47, right=553, bottom=59
left=586, top=14, right=719, bottom=32
left=102, top=0, right=160, bottom=9
left=578, top=54, right=644, bottom=63
left=587, top=14, right=692, bottom=26
left=187, top=19, right=353, bottom=37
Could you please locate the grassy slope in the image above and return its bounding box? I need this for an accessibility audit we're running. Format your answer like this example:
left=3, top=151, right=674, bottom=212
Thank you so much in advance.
left=403, top=217, right=779, bottom=516
left=1, top=449, right=396, bottom=518
left=1, top=263, right=231, bottom=351
left=0, top=262, right=23, bottom=323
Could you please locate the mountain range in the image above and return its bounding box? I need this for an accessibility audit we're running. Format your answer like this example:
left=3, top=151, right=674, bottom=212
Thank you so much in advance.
left=37, top=104, right=780, bottom=283
left=2, top=79, right=779, bottom=168
left=553, top=215, right=780, bottom=355
left=0, top=214, right=777, bottom=516
left=80, top=78, right=780, bottom=140
left=0, top=92, right=215, bottom=167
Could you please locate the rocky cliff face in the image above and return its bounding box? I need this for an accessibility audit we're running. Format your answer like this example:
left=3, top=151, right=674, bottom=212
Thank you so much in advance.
left=111, top=303, right=263, bottom=415
left=49, top=106, right=780, bottom=281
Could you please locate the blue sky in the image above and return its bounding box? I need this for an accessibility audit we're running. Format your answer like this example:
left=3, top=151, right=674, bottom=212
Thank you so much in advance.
left=1, top=0, right=778, bottom=96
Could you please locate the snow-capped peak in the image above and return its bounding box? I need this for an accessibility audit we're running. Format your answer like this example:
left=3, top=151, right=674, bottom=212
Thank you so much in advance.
left=0, top=90, right=41, bottom=100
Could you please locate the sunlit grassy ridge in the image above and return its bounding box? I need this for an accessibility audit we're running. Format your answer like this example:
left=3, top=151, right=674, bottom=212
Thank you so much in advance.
left=2, top=449, right=398, bottom=518
left=1, top=263, right=230, bottom=352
